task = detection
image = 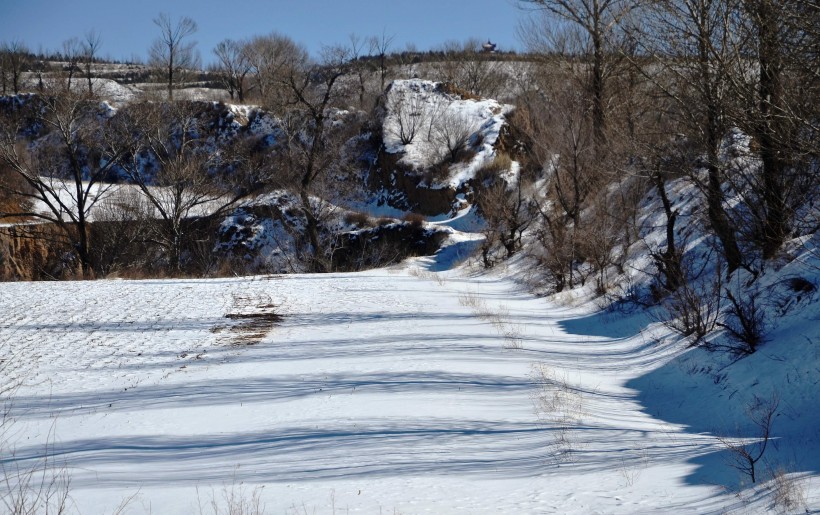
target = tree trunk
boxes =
[654,168,683,292]
[168,53,174,101]
[300,188,325,273]
[591,1,607,146]
[754,0,789,259]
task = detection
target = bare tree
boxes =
[243,32,308,110]
[475,165,534,266]
[148,13,199,101]
[347,34,372,109]
[0,40,29,95]
[369,31,395,95]
[277,45,355,272]
[81,30,102,97]
[60,37,82,92]
[386,87,427,145]
[513,73,617,291]
[718,393,779,483]
[433,107,475,163]
[113,101,270,273]
[729,0,818,260]
[0,93,125,276]
[632,0,744,273]
[518,0,637,144]
[213,39,252,103]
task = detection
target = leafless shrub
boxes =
[717,393,779,484]
[387,90,427,145]
[343,211,373,228]
[659,269,723,347]
[408,267,445,286]
[475,173,533,268]
[401,212,425,228]
[717,287,768,355]
[459,291,524,350]
[1,422,71,515]
[579,201,621,294]
[475,153,513,182]
[529,212,580,292]
[433,109,475,164]
[198,476,266,515]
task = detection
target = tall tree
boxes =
[368,31,395,95]
[113,101,272,272]
[1,40,29,94]
[518,0,636,144]
[279,46,353,271]
[634,0,744,272]
[213,39,251,103]
[243,32,308,110]
[81,30,102,97]
[148,13,199,101]
[735,0,818,259]
[0,93,125,276]
[61,37,82,92]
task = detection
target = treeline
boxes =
[504,0,819,279]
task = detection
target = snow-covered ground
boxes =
[2,226,817,514]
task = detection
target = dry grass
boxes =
[409,267,446,286]
[458,291,524,350]
[768,467,808,514]
[197,475,266,515]
[475,153,513,182]
[531,364,587,463]
[401,212,426,228]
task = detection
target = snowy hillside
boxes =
[382,79,511,190]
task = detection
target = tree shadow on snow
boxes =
[558,309,656,339]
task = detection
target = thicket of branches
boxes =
[489,0,818,355]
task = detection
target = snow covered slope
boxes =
[382,79,511,190]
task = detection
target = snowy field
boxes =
[1,236,818,514]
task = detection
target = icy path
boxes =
[1,259,746,513]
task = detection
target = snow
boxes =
[2,223,818,514]
[382,79,511,190]
[18,76,139,105]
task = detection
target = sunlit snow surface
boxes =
[3,231,818,514]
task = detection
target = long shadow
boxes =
[420,239,483,272]
[105,332,510,373]
[283,310,480,328]
[626,334,820,489]
[4,420,557,486]
[12,317,225,333]
[3,418,732,488]
[558,309,656,339]
[552,301,820,490]
[9,370,536,418]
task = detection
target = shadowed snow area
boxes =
[1,241,817,514]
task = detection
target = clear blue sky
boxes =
[0,0,529,63]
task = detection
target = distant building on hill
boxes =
[482,40,497,53]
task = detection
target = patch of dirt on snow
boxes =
[214,292,283,345]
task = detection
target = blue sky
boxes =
[0,0,528,63]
